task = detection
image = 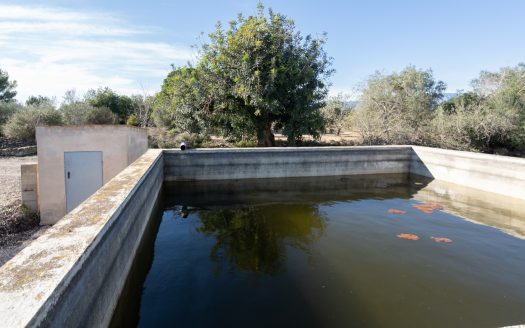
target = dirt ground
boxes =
[0,156,47,267]
[0,156,36,208]
[274,132,360,144]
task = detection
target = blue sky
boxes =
[1,0,524,102]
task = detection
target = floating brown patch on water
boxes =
[412,203,444,214]
[431,237,453,244]
[397,233,419,240]
[388,209,407,214]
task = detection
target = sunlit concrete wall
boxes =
[36,125,148,225]
[411,146,525,201]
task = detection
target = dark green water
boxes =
[113,174,525,328]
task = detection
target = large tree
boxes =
[0,69,17,102]
[155,4,333,146]
[154,67,211,134]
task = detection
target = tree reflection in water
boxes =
[195,204,326,276]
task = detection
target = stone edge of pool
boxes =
[1,145,525,327]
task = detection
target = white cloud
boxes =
[0,5,195,102]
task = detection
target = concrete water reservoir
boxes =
[1,146,525,327]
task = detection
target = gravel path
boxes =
[0,156,47,267]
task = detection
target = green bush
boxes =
[126,114,140,126]
[426,102,517,152]
[3,106,63,140]
[0,101,21,129]
[60,102,96,125]
[352,66,446,145]
[84,107,117,124]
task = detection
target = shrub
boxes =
[126,114,140,126]
[60,102,96,125]
[426,103,517,151]
[353,66,446,145]
[320,94,355,135]
[0,101,21,128]
[84,107,117,124]
[3,106,63,140]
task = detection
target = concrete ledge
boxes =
[0,149,163,327]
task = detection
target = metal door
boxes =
[64,151,103,213]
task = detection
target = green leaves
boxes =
[354,66,446,145]
[0,69,17,103]
[154,4,332,146]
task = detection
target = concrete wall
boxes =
[36,125,148,224]
[164,146,413,181]
[20,163,38,212]
[411,146,525,201]
[128,129,149,164]
[1,146,525,327]
[0,149,163,328]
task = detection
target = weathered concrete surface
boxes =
[20,163,38,212]
[0,149,162,328]
[411,146,525,201]
[36,125,148,224]
[164,146,413,181]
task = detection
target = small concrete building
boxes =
[34,125,148,224]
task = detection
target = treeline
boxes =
[325,64,525,155]
[1,4,524,155]
[0,70,153,141]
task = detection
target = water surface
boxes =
[114,174,525,327]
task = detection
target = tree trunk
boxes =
[257,121,275,147]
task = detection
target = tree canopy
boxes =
[86,87,134,123]
[154,4,333,146]
[353,66,446,144]
[0,69,17,102]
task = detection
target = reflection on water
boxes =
[411,176,525,239]
[113,174,525,328]
[196,205,325,276]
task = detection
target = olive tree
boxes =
[353,66,446,144]
[471,63,525,150]
[320,94,355,135]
